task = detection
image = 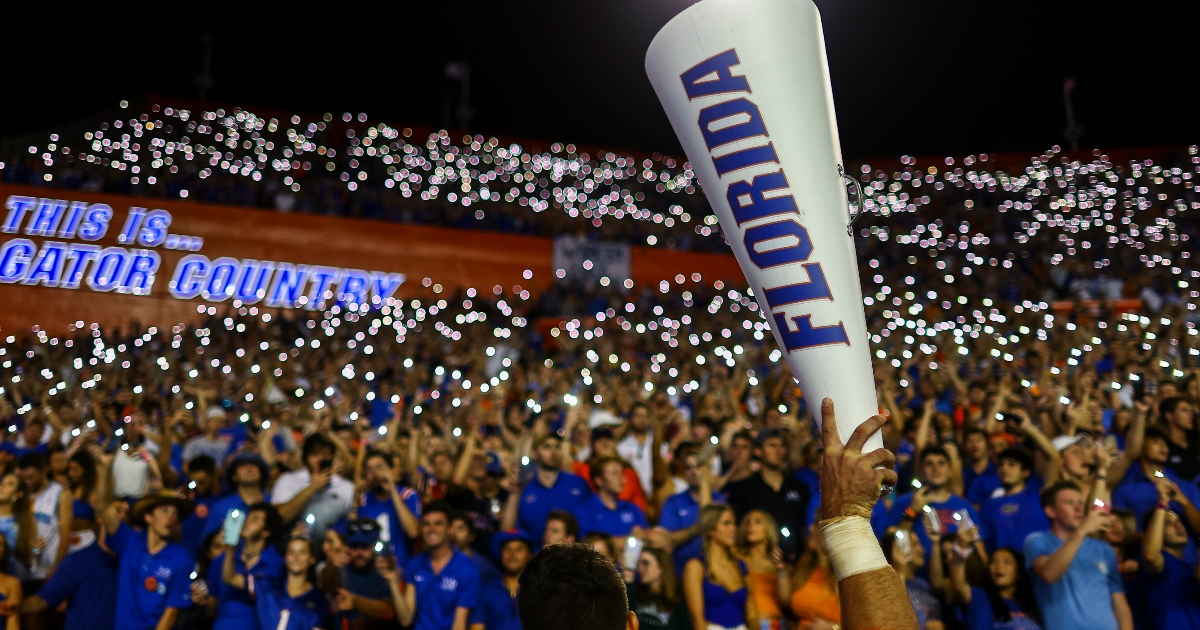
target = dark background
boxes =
[4,1,1196,159]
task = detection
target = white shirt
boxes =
[271,468,353,539]
[616,433,655,495]
[31,481,64,579]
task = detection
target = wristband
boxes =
[903,507,917,520]
[820,516,890,581]
[1156,503,1170,511]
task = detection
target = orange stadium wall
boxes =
[0,184,741,335]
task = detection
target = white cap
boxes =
[1052,434,1089,452]
[587,408,625,430]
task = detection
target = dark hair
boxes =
[1159,396,1189,419]
[68,449,98,497]
[731,430,754,446]
[997,447,1034,473]
[636,546,681,612]
[546,509,580,539]
[1040,480,1082,509]
[918,445,949,466]
[187,454,218,476]
[16,452,48,471]
[963,427,988,443]
[423,500,455,523]
[364,450,393,468]
[984,548,1041,625]
[628,402,650,418]
[246,502,285,547]
[1143,426,1170,445]
[302,433,336,464]
[519,543,629,630]
[286,536,320,585]
[450,510,475,536]
[589,456,624,486]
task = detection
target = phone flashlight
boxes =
[912,479,923,489]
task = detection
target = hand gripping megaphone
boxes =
[646,0,882,453]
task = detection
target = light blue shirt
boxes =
[1024,530,1122,630]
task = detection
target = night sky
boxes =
[4,1,1197,160]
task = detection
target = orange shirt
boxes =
[748,571,783,619]
[790,566,840,624]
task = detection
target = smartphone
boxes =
[318,459,333,472]
[222,509,246,546]
[895,530,912,557]
[1093,498,1112,514]
[923,505,941,535]
[954,510,980,539]
[698,437,720,464]
[622,536,644,570]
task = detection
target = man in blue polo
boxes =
[207,503,286,630]
[501,433,590,543]
[980,447,1048,552]
[394,501,480,630]
[93,449,196,630]
[201,452,271,541]
[469,530,531,630]
[659,445,722,574]
[576,456,649,539]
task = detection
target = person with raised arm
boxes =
[1139,478,1200,630]
[817,398,917,630]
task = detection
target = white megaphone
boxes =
[646,0,882,452]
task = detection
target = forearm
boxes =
[1035,532,1086,583]
[840,567,919,630]
[500,490,520,531]
[1142,510,1165,573]
[391,491,421,539]
[222,550,246,589]
[1113,593,1133,630]
[275,487,317,522]
[353,594,396,620]
[155,608,179,630]
[18,595,48,614]
[390,581,415,626]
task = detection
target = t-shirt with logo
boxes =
[1024,530,1122,630]
[980,477,1046,553]
[357,485,422,568]
[403,549,481,630]
[108,522,195,630]
[468,580,522,630]
[516,470,591,546]
[575,494,649,538]
[726,472,811,560]
[181,492,222,560]
[1141,550,1200,630]
[659,490,725,576]
[887,492,984,581]
[965,586,1042,630]
[207,541,285,630]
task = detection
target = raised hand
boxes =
[819,398,897,520]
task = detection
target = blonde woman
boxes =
[787,522,841,630]
[683,504,758,630]
[736,510,785,630]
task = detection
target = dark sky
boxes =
[5,1,1197,160]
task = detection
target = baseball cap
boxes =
[484,451,505,476]
[587,408,624,430]
[345,518,381,548]
[997,447,1034,471]
[491,529,534,558]
[1052,433,1091,452]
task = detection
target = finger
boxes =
[846,414,888,453]
[862,447,897,470]
[878,468,899,489]
[820,398,843,451]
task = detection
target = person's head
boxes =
[590,456,625,497]
[431,450,455,481]
[1141,427,1170,466]
[67,449,97,494]
[0,473,26,506]
[301,433,336,473]
[984,548,1040,624]
[1142,508,1190,548]
[421,501,454,551]
[185,455,220,494]
[918,446,950,488]
[364,451,394,490]
[698,504,736,553]
[581,533,616,563]
[755,429,786,471]
[344,518,382,570]
[227,452,269,491]
[241,503,283,546]
[1104,512,1128,546]
[1056,434,1094,479]
[23,418,45,448]
[518,543,636,630]
[139,498,183,539]
[963,428,988,461]
[628,402,651,434]
[729,431,754,464]
[494,531,534,577]
[15,452,49,491]
[205,405,227,433]
[736,510,779,555]
[997,448,1034,490]
[989,547,1022,589]
[284,536,318,581]
[534,434,563,470]
[636,547,680,606]
[967,381,987,405]
[1041,480,1088,532]
[449,511,476,551]
[544,509,579,546]
[881,528,924,570]
[590,427,617,458]
[322,528,346,565]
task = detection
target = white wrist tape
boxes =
[820,516,889,581]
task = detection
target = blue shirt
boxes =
[1024,530,1122,630]
[575,494,649,538]
[660,490,724,575]
[357,485,422,567]
[404,549,481,630]
[181,492,222,560]
[965,586,1042,630]
[1112,465,1200,532]
[968,473,1003,507]
[980,479,1047,553]
[1141,551,1200,630]
[888,492,984,579]
[208,542,285,630]
[468,580,522,630]
[36,542,119,630]
[282,585,331,630]
[108,522,195,630]
[517,470,590,543]
[963,461,997,505]
[201,491,271,542]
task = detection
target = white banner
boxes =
[646,0,881,451]
[552,236,631,283]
